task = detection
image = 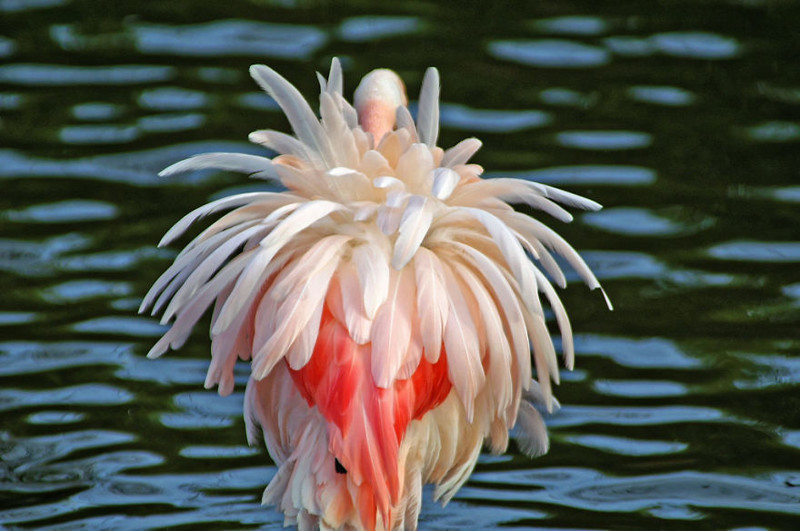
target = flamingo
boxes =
[140,58,609,531]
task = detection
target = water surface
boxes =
[1,0,799,529]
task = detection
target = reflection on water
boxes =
[1,0,798,529]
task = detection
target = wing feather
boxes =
[158,192,286,247]
[416,67,440,148]
[352,243,391,319]
[249,64,335,167]
[439,260,484,422]
[413,247,449,363]
[160,153,279,181]
[252,251,341,378]
[453,261,513,416]
[213,200,343,334]
[370,267,414,388]
[442,138,481,167]
[392,195,434,269]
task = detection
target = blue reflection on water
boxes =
[489,39,611,68]
[338,16,420,42]
[439,103,552,132]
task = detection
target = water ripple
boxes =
[0,64,174,86]
[137,113,206,134]
[498,165,657,186]
[563,471,800,514]
[26,411,86,425]
[5,200,118,224]
[57,246,167,273]
[179,445,260,459]
[0,0,66,12]
[0,92,23,110]
[708,241,800,262]
[565,434,688,456]
[582,207,687,236]
[137,87,210,111]
[0,312,37,325]
[1,430,136,475]
[556,130,653,150]
[0,384,134,412]
[603,35,656,57]
[584,250,736,287]
[651,31,741,60]
[575,335,702,369]
[627,85,697,106]
[338,16,421,42]
[135,21,326,59]
[489,39,611,68]
[539,87,598,107]
[548,405,727,428]
[71,316,169,338]
[742,121,800,143]
[114,356,208,387]
[593,379,689,398]
[0,141,260,185]
[72,102,124,121]
[60,124,140,145]
[0,36,16,58]
[160,391,244,430]
[0,233,91,277]
[41,279,132,303]
[51,20,327,59]
[439,103,552,132]
[0,341,133,376]
[733,353,800,390]
[531,15,609,36]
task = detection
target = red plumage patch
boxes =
[288,307,451,528]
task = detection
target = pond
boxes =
[1,0,799,529]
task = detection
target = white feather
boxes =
[213,200,343,334]
[370,267,414,388]
[320,92,359,169]
[161,222,270,323]
[159,152,279,181]
[270,235,352,301]
[326,56,343,95]
[514,401,549,457]
[453,262,513,416]
[416,67,440,148]
[250,64,336,167]
[524,309,558,411]
[441,137,481,167]
[141,222,249,314]
[439,261,484,422]
[253,253,341,378]
[395,142,434,193]
[452,242,531,393]
[146,251,252,359]
[431,167,460,200]
[413,247,449,363]
[376,204,404,235]
[393,195,434,269]
[532,267,574,369]
[158,192,286,247]
[249,129,316,161]
[460,207,540,315]
[395,105,418,140]
[352,243,390,319]
[502,210,602,291]
[337,262,372,344]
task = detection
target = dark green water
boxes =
[1,0,799,529]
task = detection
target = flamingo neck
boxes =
[354,68,407,144]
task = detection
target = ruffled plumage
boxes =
[141,57,608,531]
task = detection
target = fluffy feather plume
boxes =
[141,57,608,531]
